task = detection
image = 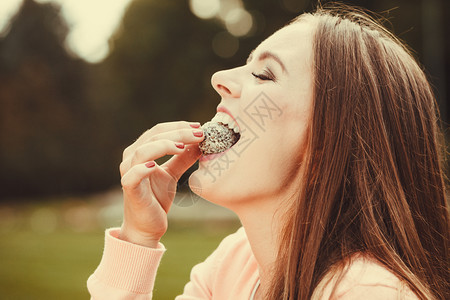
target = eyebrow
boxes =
[246,50,288,74]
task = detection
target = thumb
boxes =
[163,144,201,180]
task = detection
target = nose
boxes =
[211,68,241,99]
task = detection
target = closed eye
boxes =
[252,71,275,82]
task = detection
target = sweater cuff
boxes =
[92,228,166,294]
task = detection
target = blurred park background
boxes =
[0,0,448,299]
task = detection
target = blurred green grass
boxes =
[0,229,104,299]
[0,199,241,299]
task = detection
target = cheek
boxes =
[262,124,308,197]
[268,102,311,169]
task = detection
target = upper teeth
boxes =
[211,112,240,133]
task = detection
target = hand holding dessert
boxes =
[118,121,204,248]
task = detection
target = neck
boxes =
[227,168,304,297]
[233,200,286,298]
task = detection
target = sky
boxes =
[0,0,133,63]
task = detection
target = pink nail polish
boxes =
[175,142,185,149]
[190,122,201,128]
[193,130,203,137]
[145,161,155,168]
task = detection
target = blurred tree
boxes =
[0,0,106,199]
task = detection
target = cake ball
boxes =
[198,121,240,155]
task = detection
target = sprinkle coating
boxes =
[199,122,240,155]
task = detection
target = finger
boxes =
[146,121,201,137]
[163,144,202,180]
[121,161,157,192]
[121,128,204,175]
[123,121,201,160]
[120,139,186,176]
[147,127,204,145]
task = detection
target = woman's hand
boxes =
[118,121,204,248]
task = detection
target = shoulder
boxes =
[314,254,419,300]
[182,226,257,297]
[207,226,258,280]
[217,226,248,248]
[212,226,252,262]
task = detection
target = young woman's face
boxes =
[190,20,315,209]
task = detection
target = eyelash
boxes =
[251,69,275,82]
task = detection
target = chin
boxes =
[188,169,234,206]
[188,171,204,198]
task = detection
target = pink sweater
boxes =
[87,227,418,299]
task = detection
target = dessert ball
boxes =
[198,122,240,155]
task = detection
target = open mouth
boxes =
[198,121,241,157]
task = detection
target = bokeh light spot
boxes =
[225,8,253,37]
[98,200,123,228]
[64,204,97,232]
[189,0,220,20]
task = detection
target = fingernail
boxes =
[190,122,201,128]
[193,130,203,137]
[175,142,185,149]
[145,161,156,168]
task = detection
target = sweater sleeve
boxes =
[87,228,166,300]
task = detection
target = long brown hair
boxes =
[267,4,449,300]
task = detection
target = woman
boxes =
[88,4,449,300]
